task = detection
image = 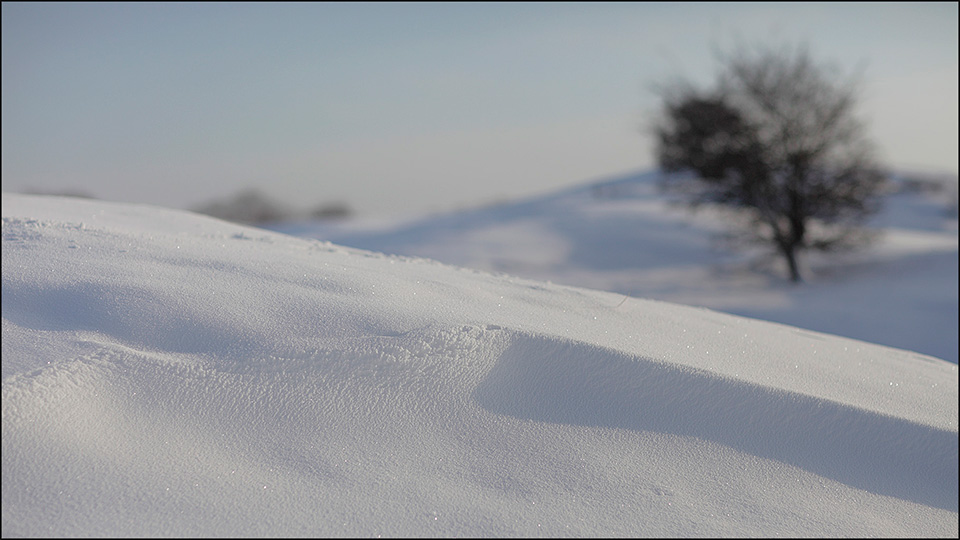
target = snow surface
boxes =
[2,192,958,537]
[274,170,959,365]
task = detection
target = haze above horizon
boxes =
[2,2,957,217]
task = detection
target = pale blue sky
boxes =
[3,2,957,217]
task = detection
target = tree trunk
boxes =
[782,244,802,283]
[784,197,805,283]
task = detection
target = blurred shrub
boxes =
[193,189,291,225]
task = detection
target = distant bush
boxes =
[310,202,352,221]
[22,188,96,199]
[193,189,354,225]
[193,189,291,225]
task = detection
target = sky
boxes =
[2,2,958,217]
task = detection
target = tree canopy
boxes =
[654,43,886,282]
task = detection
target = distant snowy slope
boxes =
[2,193,957,537]
[273,170,959,363]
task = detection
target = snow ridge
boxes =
[2,193,957,537]
[477,334,958,511]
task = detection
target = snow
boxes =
[2,188,957,537]
[273,170,959,364]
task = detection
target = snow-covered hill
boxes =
[272,170,959,364]
[2,193,957,537]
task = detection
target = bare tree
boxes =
[654,43,887,282]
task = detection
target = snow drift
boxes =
[274,170,959,364]
[2,193,957,537]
